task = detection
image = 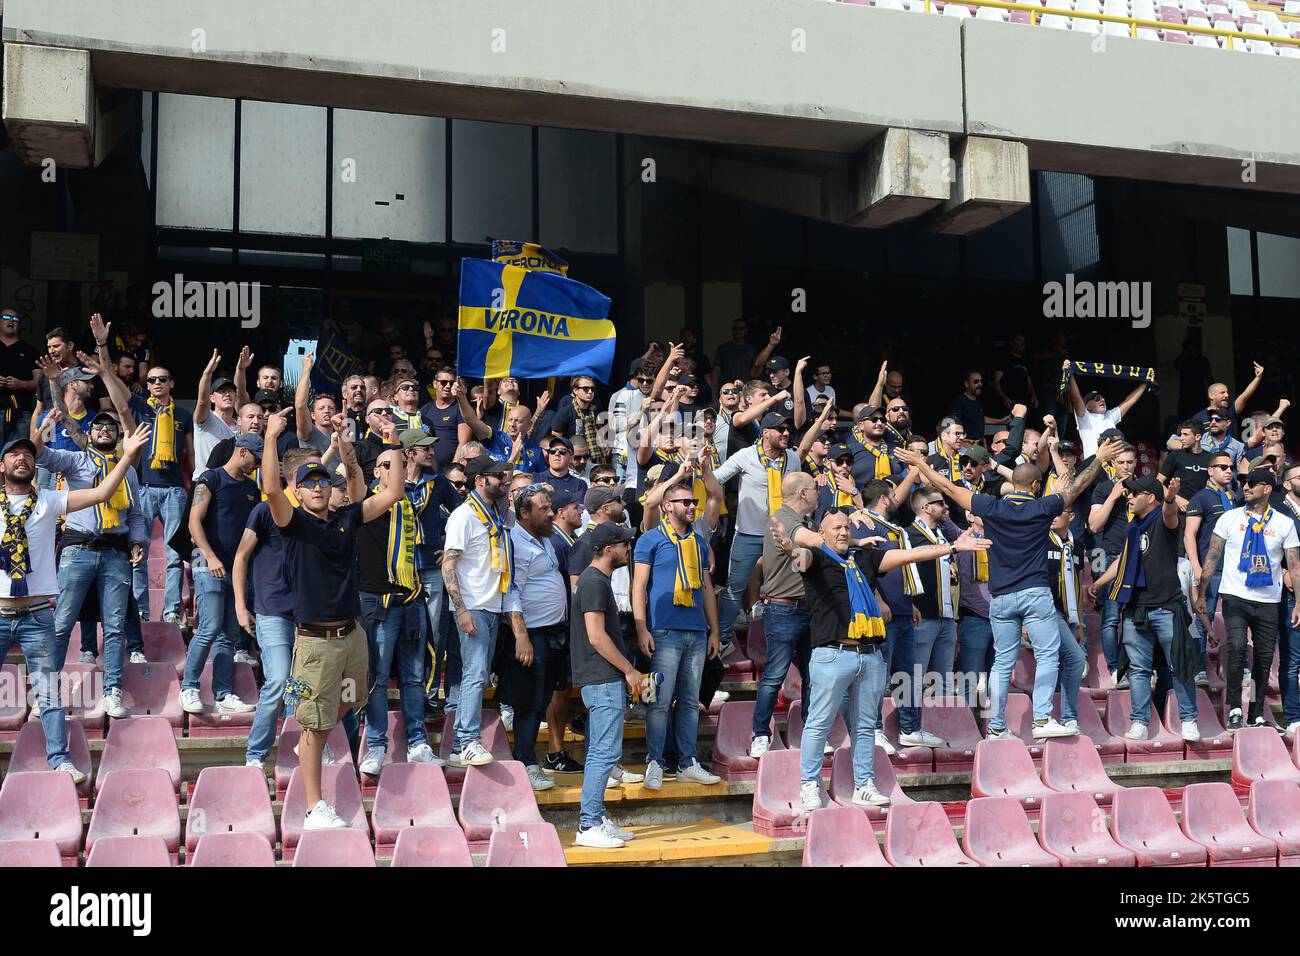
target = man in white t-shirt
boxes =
[0,428,150,782]
[1065,360,1149,458]
[192,349,238,479]
[1195,468,1300,731]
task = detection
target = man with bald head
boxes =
[1182,363,1266,446]
[456,379,546,474]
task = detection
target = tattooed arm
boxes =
[1288,546,1300,628]
[332,413,367,506]
[1060,438,1118,509]
[1194,536,1226,615]
[442,549,476,636]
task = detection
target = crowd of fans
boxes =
[1,302,1297,850]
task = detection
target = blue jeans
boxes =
[1100,553,1121,671]
[716,532,763,645]
[646,629,707,768]
[0,608,67,767]
[419,568,447,703]
[1189,570,1222,661]
[184,568,238,699]
[753,602,811,737]
[245,614,294,763]
[87,590,144,655]
[881,615,915,725]
[958,614,993,707]
[800,644,888,787]
[452,608,498,750]
[1055,615,1085,722]
[360,593,427,751]
[903,617,957,733]
[53,546,132,693]
[1122,608,1197,724]
[579,680,626,830]
[1279,593,1300,726]
[133,485,186,619]
[989,587,1061,728]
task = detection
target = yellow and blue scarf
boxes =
[659,518,704,607]
[819,545,885,640]
[757,447,786,515]
[1240,506,1276,589]
[866,509,922,596]
[1107,507,1162,606]
[146,397,177,469]
[468,489,512,593]
[0,488,38,596]
[87,448,133,531]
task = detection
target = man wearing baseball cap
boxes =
[193,349,240,481]
[1065,365,1149,458]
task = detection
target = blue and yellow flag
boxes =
[457,257,615,383]
[491,240,569,276]
[310,321,361,396]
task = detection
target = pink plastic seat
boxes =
[1009,9,1032,22]
[779,663,803,709]
[0,662,27,738]
[1038,792,1136,866]
[58,663,105,738]
[924,699,984,772]
[86,835,172,867]
[829,745,914,822]
[712,700,785,782]
[1247,781,1300,866]
[753,748,818,838]
[1181,782,1277,866]
[718,640,754,680]
[96,716,181,794]
[280,764,369,857]
[138,622,187,675]
[184,765,276,853]
[784,701,850,754]
[0,771,83,858]
[1105,690,1184,762]
[1168,689,1231,761]
[485,821,567,867]
[1232,726,1300,786]
[372,762,457,853]
[359,711,408,789]
[1060,690,1126,764]
[457,761,544,849]
[0,838,63,866]
[438,710,512,790]
[189,831,277,867]
[880,697,934,773]
[273,716,353,798]
[884,801,979,867]
[1109,786,1207,867]
[11,718,92,801]
[118,663,184,732]
[1082,644,1116,701]
[744,618,767,675]
[971,738,1053,811]
[962,797,1060,867]
[802,806,890,867]
[86,768,180,857]
[293,827,376,867]
[1041,736,1120,805]
[1003,692,1047,763]
[1011,648,1036,695]
[390,826,474,867]
[187,661,259,736]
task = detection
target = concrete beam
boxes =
[930,136,1030,235]
[2,43,94,168]
[824,128,951,228]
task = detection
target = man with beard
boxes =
[456,380,547,475]
[883,397,914,451]
[844,406,900,489]
[1200,410,1246,471]
[1184,452,1237,684]
[1184,364,1266,443]
[341,374,369,439]
[355,399,403,484]
[419,366,471,470]
[550,374,608,466]
[949,369,1008,446]
[868,360,908,409]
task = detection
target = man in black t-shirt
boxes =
[0,307,40,450]
[1159,420,1211,500]
[1183,452,1237,673]
[1088,443,1137,684]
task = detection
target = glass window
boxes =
[538,127,617,253]
[239,101,327,237]
[141,92,153,189]
[332,110,446,243]
[1037,172,1099,279]
[1256,232,1300,299]
[451,120,532,244]
[1226,227,1254,296]
[155,93,236,231]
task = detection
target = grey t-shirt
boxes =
[570,566,627,689]
[760,504,811,601]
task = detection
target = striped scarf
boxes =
[818,545,885,640]
[391,408,423,434]
[370,478,425,598]
[1207,480,1234,514]
[911,518,957,617]
[866,509,922,596]
[938,449,962,483]
[1240,505,1276,589]
[1050,531,1080,624]
[804,455,829,481]
[553,524,576,547]
[659,518,704,607]
[87,448,132,531]
[146,397,177,469]
[0,488,38,596]
[830,474,854,509]
[757,447,786,515]
[853,427,892,480]
[1107,507,1162,606]
[467,490,511,593]
[575,402,606,464]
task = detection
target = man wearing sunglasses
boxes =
[355,398,403,484]
[1199,410,1245,470]
[419,366,471,470]
[541,437,587,503]
[0,308,40,451]
[608,365,655,478]
[844,406,900,490]
[341,374,369,438]
[1184,452,1238,686]
[549,375,607,467]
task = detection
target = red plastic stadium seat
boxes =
[1109,786,1207,867]
[879,697,934,773]
[457,760,544,849]
[924,699,984,772]
[188,831,276,867]
[828,746,914,822]
[438,710,512,791]
[802,806,890,867]
[744,618,767,676]
[58,663,105,738]
[705,700,784,782]
[1082,644,1116,701]
[0,662,27,738]
[0,838,63,867]
[96,716,181,794]
[1104,690,1184,762]
[962,796,1059,867]
[753,748,819,838]
[184,765,276,853]
[187,662,259,736]
[117,663,184,732]
[372,762,457,855]
[1011,648,1036,696]
[138,622,187,675]
[884,801,979,867]
[485,821,567,867]
[280,764,370,858]
[1038,792,1136,867]
[11,719,92,802]
[1180,782,1277,866]
[86,835,172,867]
[718,640,754,680]
[1003,692,1048,763]
[1231,726,1300,786]
[785,700,850,754]
[359,711,408,791]
[971,738,1053,811]
[86,768,180,857]
[390,826,474,868]
[273,716,353,799]
[0,771,83,858]
[1247,781,1300,866]
[1041,736,1121,805]
[1167,689,1231,761]
[1061,690,1126,764]
[293,828,376,867]
[779,663,803,709]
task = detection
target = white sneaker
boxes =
[293,742,339,765]
[232,650,256,666]
[851,782,891,807]
[217,693,256,714]
[245,758,265,771]
[102,687,126,719]
[526,764,556,791]
[1194,671,1209,687]
[1113,670,1130,690]
[1181,720,1202,743]
[1288,722,1300,737]
[576,822,624,848]
[303,800,348,831]
[643,760,664,790]
[448,740,493,768]
[609,764,644,785]
[539,721,549,732]
[677,761,721,785]
[1125,721,1148,741]
[406,743,444,766]
[823,742,835,756]
[874,730,897,755]
[498,705,514,732]
[800,780,821,810]
[749,735,771,759]
[1062,719,1080,734]
[710,690,730,708]
[129,651,148,664]
[359,746,386,775]
[985,726,1014,740]
[55,761,86,785]
[162,612,182,625]
[179,687,203,714]
[899,729,946,748]
[1031,718,1078,739]
[603,817,635,842]
[78,651,97,664]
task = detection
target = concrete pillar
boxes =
[823,128,951,229]
[930,136,1031,236]
[2,44,95,168]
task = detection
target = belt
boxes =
[296,620,356,639]
[0,601,50,618]
[832,640,879,654]
[765,597,807,608]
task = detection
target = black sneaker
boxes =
[568,713,587,736]
[1226,709,1244,731]
[543,749,585,773]
[424,698,444,722]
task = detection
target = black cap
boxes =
[1083,390,1104,404]
[855,405,884,422]
[766,356,790,372]
[677,374,698,388]
[1123,475,1163,497]
[211,376,236,392]
[295,462,331,484]
[545,436,573,452]
[464,456,509,478]
[829,443,853,461]
[1244,468,1279,488]
[550,488,581,510]
[87,410,120,428]
[1,438,35,457]
[585,485,623,513]
[1057,440,1078,456]
[1099,427,1125,444]
[587,523,634,549]
[760,411,792,431]
[253,388,280,407]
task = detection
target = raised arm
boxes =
[640,462,690,532]
[193,349,221,425]
[1161,477,1181,530]
[1065,361,1086,418]
[699,454,724,533]
[36,357,86,452]
[1060,439,1117,509]
[895,447,973,513]
[993,404,1028,468]
[650,342,684,401]
[261,410,293,527]
[868,360,888,409]
[750,326,782,378]
[453,378,492,441]
[234,346,254,409]
[65,423,151,513]
[878,527,989,572]
[791,356,809,429]
[361,449,406,523]
[294,354,314,441]
[330,412,366,505]
[733,389,788,429]
[1234,361,1264,416]
[1115,381,1149,419]
[795,399,834,460]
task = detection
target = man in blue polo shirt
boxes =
[454,378,546,474]
[538,436,588,502]
[898,438,1117,739]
